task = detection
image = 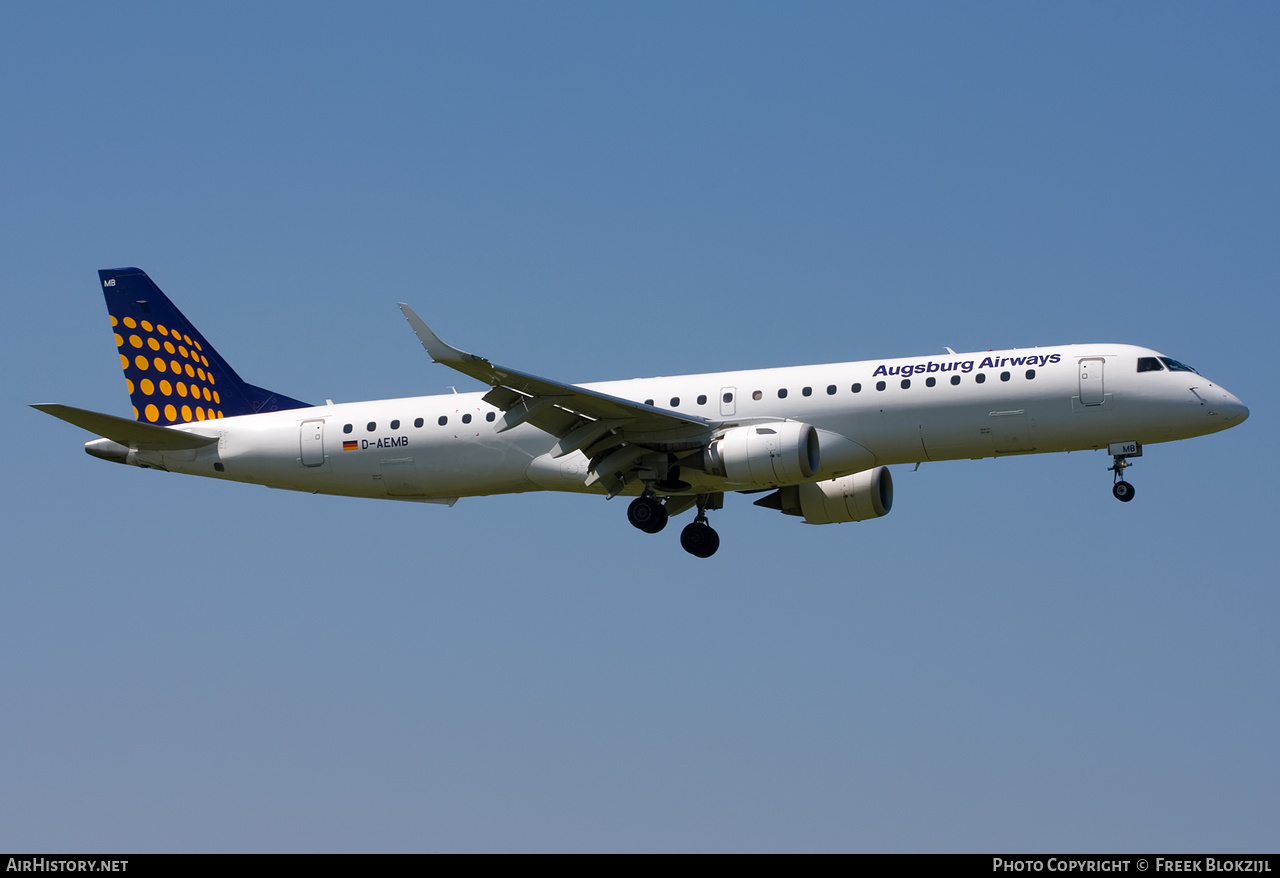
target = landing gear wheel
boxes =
[680,521,720,558]
[1108,449,1139,503]
[627,496,668,533]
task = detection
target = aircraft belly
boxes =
[525,449,595,492]
[917,404,993,461]
[410,438,533,496]
[839,407,928,465]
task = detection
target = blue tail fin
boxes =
[101,268,311,425]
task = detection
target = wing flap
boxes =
[481,385,526,410]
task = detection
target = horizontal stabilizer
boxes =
[32,404,218,450]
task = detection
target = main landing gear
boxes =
[626,492,721,557]
[680,511,720,559]
[627,495,668,533]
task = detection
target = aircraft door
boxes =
[300,419,325,467]
[1078,358,1105,406]
[720,387,736,417]
[380,458,422,496]
[989,410,1034,453]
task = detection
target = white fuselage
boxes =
[127,343,1248,503]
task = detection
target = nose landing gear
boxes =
[1112,477,1135,502]
[1108,441,1141,502]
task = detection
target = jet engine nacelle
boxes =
[702,421,820,487]
[759,466,894,524]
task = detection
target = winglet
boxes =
[397,304,487,366]
[394,304,711,431]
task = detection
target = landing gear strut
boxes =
[627,495,668,533]
[680,498,720,558]
[1108,442,1141,503]
[625,489,720,556]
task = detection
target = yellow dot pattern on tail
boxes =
[111,316,224,424]
[100,267,311,424]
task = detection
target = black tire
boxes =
[627,496,668,533]
[680,522,720,558]
[1112,481,1135,502]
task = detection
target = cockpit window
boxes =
[1159,357,1197,373]
[1137,357,1164,372]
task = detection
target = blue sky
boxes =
[3,2,1277,852]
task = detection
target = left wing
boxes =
[399,304,718,494]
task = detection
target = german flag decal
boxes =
[343,440,358,451]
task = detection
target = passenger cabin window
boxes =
[900,379,910,389]
[826,385,837,395]
[367,422,376,431]
[926,376,936,387]
[391,419,400,429]
[670,397,680,407]
[723,392,733,404]
[1160,357,1197,373]
[802,386,812,397]
[414,418,424,428]
[462,413,472,424]
[486,412,496,422]
[876,381,886,391]
[644,399,654,406]
[343,423,353,434]
[697,394,707,405]
[975,373,986,384]
[777,388,788,399]
[1000,371,1011,382]
[752,390,762,400]
[438,416,448,426]
[852,383,862,393]
[1026,369,1036,380]
[951,375,961,385]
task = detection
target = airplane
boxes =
[35,268,1250,558]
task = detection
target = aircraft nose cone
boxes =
[1219,391,1249,424]
[1223,396,1244,424]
